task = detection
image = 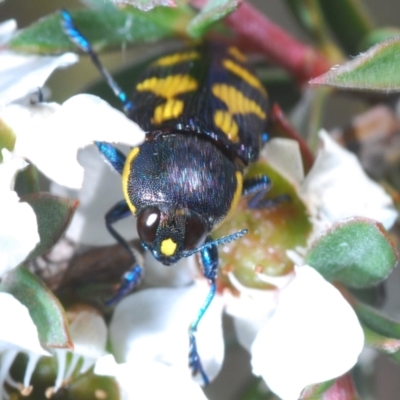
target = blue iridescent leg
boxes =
[105,200,142,305]
[96,142,140,303]
[261,131,270,145]
[243,176,289,209]
[60,9,133,113]
[189,238,218,385]
[95,141,126,174]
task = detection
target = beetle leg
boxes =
[95,141,126,175]
[60,9,133,113]
[105,200,142,305]
[261,131,270,145]
[243,175,289,209]
[188,238,218,385]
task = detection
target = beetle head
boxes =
[136,205,208,265]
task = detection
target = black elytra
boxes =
[61,9,272,385]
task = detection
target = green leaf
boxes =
[9,6,194,54]
[354,299,400,340]
[318,0,374,55]
[20,193,78,261]
[0,266,72,349]
[300,379,335,399]
[187,0,239,38]
[310,36,400,92]
[305,217,398,287]
[15,164,40,196]
[362,324,400,354]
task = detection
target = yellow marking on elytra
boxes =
[212,84,267,120]
[160,238,177,256]
[137,74,197,124]
[228,46,247,63]
[213,110,239,142]
[122,147,140,215]
[137,74,197,99]
[154,51,200,67]
[226,171,243,221]
[153,99,184,124]
[223,59,267,95]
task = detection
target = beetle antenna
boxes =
[60,9,133,113]
[183,229,248,258]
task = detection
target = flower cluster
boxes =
[0,10,399,400]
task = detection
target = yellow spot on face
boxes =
[154,51,200,67]
[153,99,184,124]
[160,238,177,256]
[228,46,247,63]
[223,59,267,95]
[137,75,197,124]
[213,110,239,142]
[226,171,243,221]
[212,84,267,120]
[122,147,140,215]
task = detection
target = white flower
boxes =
[0,150,46,399]
[95,355,209,400]
[0,293,49,399]
[0,149,39,275]
[0,19,145,190]
[262,130,398,235]
[227,134,382,399]
[1,94,145,189]
[0,19,78,108]
[263,130,398,237]
[301,130,397,231]
[51,308,107,394]
[109,280,225,385]
[249,266,364,400]
[51,144,136,246]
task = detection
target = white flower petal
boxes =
[261,138,304,186]
[69,310,107,359]
[0,293,48,355]
[7,94,144,188]
[251,266,364,400]
[51,145,137,245]
[109,281,224,384]
[142,251,198,288]
[0,148,27,191]
[301,130,397,231]
[95,355,209,400]
[0,151,39,275]
[225,273,283,352]
[0,20,17,46]
[0,51,78,107]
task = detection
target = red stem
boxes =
[323,373,360,400]
[190,0,331,83]
[270,104,315,174]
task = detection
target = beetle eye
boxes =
[184,212,207,250]
[137,206,160,245]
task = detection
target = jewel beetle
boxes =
[61,9,273,384]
